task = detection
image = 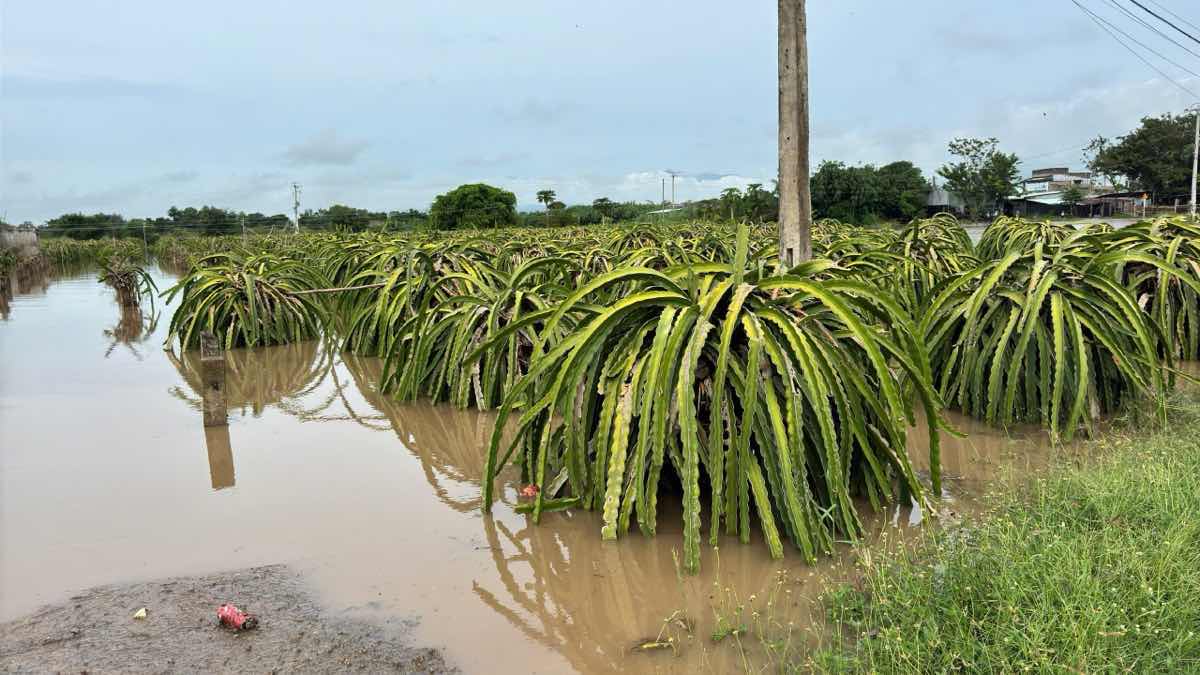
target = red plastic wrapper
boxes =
[217,603,259,631]
[519,484,540,498]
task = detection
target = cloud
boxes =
[494,98,575,127]
[281,129,370,166]
[457,152,530,169]
[1,75,178,100]
[159,170,198,183]
[7,170,34,185]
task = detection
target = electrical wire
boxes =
[1070,0,1200,98]
[1077,0,1200,79]
[1127,0,1200,47]
[1104,0,1200,60]
[1144,0,1200,34]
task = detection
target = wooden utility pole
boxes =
[778,0,813,265]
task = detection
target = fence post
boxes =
[200,331,227,427]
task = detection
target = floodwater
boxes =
[1,265,1077,673]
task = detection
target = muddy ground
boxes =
[0,565,454,673]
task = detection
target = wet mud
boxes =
[0,565,452,673]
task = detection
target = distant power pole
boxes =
[661,178,666,205]
[778,0,813,265]
[291,182,302,233]
[1190,105,1199,219]
[670,172,677,205]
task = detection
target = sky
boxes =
[2,0,1199,223]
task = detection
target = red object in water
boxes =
[217,603,259,631]
[519,484,540,498]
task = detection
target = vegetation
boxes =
[163,252,325,349]
[430,183,518,229]
[925,217,1197,439]
[813,394,1200,673]
[810,160,930,223]
[98,256,157,310]
[127,213,1200,569]
[1089,111,1199,196]
[938,137,1021,219]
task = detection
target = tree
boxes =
[299,204,385,231]
[719,187,742,219]
[430,183,517,230]
[1060,185,1085,213]
[810,162,880,223]
[938,137,1020,219]
[536,189,557,226]
[42,213,128,240]
[167,205,241,235]
[876,161,931,221]
[810,161,929,223]
[778,0,813,264]
[1089,112,1195,196]
[743,183,780,222]
[591,197,615,221]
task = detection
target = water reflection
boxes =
[167,341,332,418]
[204,425,235,489]
[102,306,159,359]
[342,354,499,512]
[0,261,53,319]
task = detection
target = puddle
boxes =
[0,264,1098,673]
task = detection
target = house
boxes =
[926,187,966,216]
[1019,167,1107,195]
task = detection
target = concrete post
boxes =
[778,0,813,266]
[199,331,227,428]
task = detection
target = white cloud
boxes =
[281,129,370,167]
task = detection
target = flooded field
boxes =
[1,265,1081,673]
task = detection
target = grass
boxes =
[806,394,1200,673]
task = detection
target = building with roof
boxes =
[1019,167,1105,195]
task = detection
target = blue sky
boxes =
[2,0,1198,222]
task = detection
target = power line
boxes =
[1145,0,1200,34]
[1102,0,1200,60]
[1078,0,1200,79]
[1070,0,1200,98]
[1126,0,1200,47]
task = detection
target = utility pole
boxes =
[778,0,813,265]
[291,182,302,234]
[1190,104,1199,220]
[241,213,247,242]
[670,172,677,205]
[661,178,666,205]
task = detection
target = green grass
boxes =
[807,395,1200,673]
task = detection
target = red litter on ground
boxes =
[519,484,539,498]
[217,603,259,631]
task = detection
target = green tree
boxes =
[938,137,1020,219]
[1060,185,1085,213]
[430,183,517,230]
[536,190,557,226]
[810,161,882,223]
[1090,112,1195,196]
[876,161,931,221]
[42,213,128,240]
[167,206,242,235]
[591,197,615,221]
[719,187,743,219]
[742,183,779,222]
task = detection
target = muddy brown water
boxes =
[1,265,1089,673]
